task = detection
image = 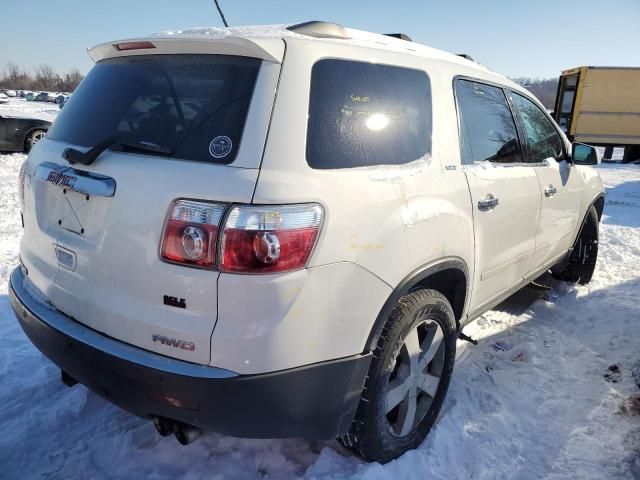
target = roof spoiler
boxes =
[88,36,285,64]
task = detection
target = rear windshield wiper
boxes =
[62,138,173,165]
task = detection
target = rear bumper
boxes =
[9,267,370,439]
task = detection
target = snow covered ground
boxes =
[0,97,59,122]
[0,153,638,479]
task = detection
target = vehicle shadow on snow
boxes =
[0,275,639,479]
[602,180,640,228]
[438,274,640,479]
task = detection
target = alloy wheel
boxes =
[384,319,445,437]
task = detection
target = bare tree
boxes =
[33,64,60,91]
[0,62,31,89]
[511,77,559,109]
[0,62,84,92]
[62,68,83,91]
[6,62,20,82]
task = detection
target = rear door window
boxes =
[511,92,564,163]
[47,54,261,164]
[455,79,522,164]
[306,59,432,169]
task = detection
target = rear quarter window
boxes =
[306,59,432,169]
[47,54,261,164]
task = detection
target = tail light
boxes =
[160,200,226,269]
[160,201,324,273]
[220,204,323,273]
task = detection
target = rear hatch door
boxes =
[21,43,282,364]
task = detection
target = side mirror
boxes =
[572,142,600,166]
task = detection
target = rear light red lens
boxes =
[161,200,226,269]
[114,41,156,51]
[220,204,324,273]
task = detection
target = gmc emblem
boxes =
[46,171,77,188]
[152,334,195,351]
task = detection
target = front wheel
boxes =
[25,129,46,152]
[340,289,457,463]
[552,206,599,285]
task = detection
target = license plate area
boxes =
[34,162,114,242]
[47,185,111,244]
[45,187,111,243]
[52,188,91,235]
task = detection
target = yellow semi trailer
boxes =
[553,66,640,162]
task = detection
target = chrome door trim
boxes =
[34,161,116,197]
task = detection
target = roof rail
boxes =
[287,21,351,39]
[457,53,475,62]
[384,33,413,42]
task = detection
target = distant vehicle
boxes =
[25,91,36,101]
[0,114,50,152]
[554,66,640,163]
[5,90,17,97]
[46,92,58,102]
[0,93,9,104]
[55,94,69,106]
[35,92,48,102]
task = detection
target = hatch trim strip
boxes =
[34,161,116,197]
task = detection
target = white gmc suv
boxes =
[9,21,604,462]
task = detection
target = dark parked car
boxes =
[35,92,49,102]
[0,115,50,152]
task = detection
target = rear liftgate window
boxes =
[306,59,432,169]
[47,54,261,164]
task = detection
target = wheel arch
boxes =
[552,193,603,283]
[22,126,48,151]
[575,193,605,245]
[592,194,605,221]
[364,257,469,352]
[555,193,604,273]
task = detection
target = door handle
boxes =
[544,185,557,197]
[478,194,499,211]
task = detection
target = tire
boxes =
[24,129,46,153]
[340,289,457,463]
[552,206,599,284]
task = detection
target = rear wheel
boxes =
[340,289,457,463]
[25,129,46,152]
[552,206,599,284]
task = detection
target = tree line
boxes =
[0,62,84,93]
[511,77,559,109]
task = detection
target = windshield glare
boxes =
[47,54,261,164]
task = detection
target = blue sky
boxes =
[1,0,639,78]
